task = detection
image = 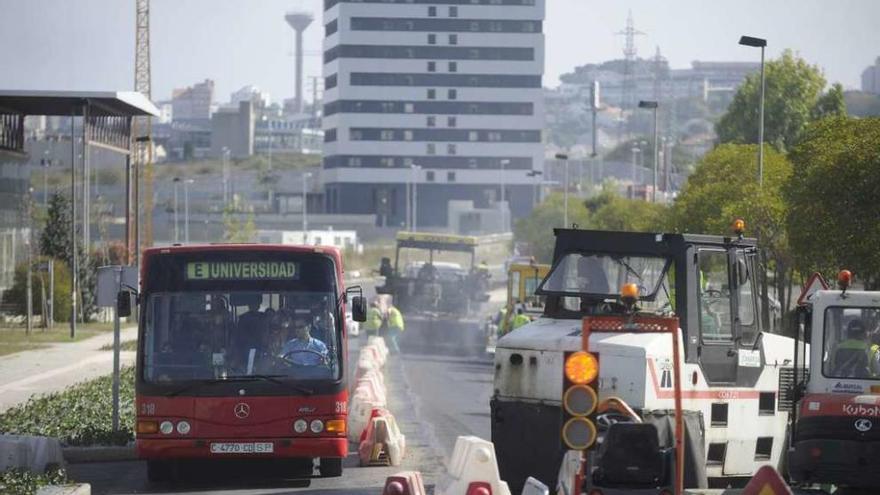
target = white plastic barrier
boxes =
[555,450,582,495]
[0,435,65,473]
[348,388,383,441]
[383,471,427,495]
[521,477,549,495]
[358,408,406,467]
[435,436,511,495]
[356,373,387,407]
[367,336,389,363]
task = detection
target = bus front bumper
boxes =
[137,437,347,460]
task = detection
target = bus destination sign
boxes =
[186,261,298,280]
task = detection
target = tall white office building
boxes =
[321,0,545,229]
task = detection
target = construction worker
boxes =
[365,299,384,338]
[494,306,509,336]
[830,319,872,378]
[386,304,404,354]
[512,306,531,330]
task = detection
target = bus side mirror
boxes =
[117,290,132,318]
[351,296,367,322]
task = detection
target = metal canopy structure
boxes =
[0,90,158,337]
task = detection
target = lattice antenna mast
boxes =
[615,11,645,138]
[133,0,153,263]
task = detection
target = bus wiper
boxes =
[224,374,315,395]
[165,375,314,396]
[164,379,226,397]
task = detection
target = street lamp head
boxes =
[554,153,568,160]
[638,100,658,109]
[739,35,767,48]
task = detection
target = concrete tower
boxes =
[285,11,314,114]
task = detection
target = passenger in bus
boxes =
[310,299,335,343]
[280,314,329,366]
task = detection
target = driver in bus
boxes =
[280,313,329,366]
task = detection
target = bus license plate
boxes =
[210,442,274,454]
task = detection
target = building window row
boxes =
[325,0,536,8]
[325,19,338,36]
[350,17,542,33]
[323,154,533,169]
[324,44,534,63]
[324,128,338,142]
[325,73,338,89]
[323,100,534,116]
[350,72,541,88]
[348,127,540,142]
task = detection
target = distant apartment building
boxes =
[211,101,255,158]
[172,79,214,122]
[321,0,545,229]
[231,85,271,109]
[862,57,880,95]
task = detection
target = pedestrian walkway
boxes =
[0,326,137,412]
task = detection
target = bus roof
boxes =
[143,243,342,258]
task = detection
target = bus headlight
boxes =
[176,421,191,435]
[293,419,308,433]
[310,419,324,433]
[159,421,174,435]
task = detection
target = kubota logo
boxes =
[855,418,873,432]
[842,404,880,417]
[233,402,250,419]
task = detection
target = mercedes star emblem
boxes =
[234,402,250,419]
[855,418,873,432]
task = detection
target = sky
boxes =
[1,0,878,104]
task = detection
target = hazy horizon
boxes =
[2,0,878,104]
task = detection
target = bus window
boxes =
[143,290,340,383]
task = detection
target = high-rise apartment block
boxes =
[321,0,545,229]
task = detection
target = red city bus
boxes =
[125,244,366,482]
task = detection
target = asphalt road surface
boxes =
[69,283,498,494]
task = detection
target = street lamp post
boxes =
[410,165,421,233]
[630,147,640,198]
[739,35,767,187]
[172,177,180,243]
[302,172,312,244]
[184,179,193,244]
[638,100,660,202]
[526,170,543,210]
[499,159,510,233]
[554,153,569,227]
[221,147,230,204]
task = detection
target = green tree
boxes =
[786,117,880,288]
[1,257,72,322]
[590,189,669,233]
[671,144,794,324]
[513,193,591,263]
[37,192,96,321]
[39,193,73,260]
[716,50,846,151]
[222,196,257,243]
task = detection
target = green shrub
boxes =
[0,368,135,446]
[0,467,67,495]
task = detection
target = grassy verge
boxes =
[0,367,135,446]
[0,467,67,495]
[0,322,115,357]
[99,339,138,352]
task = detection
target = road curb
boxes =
[36,484,91,495]
[62,445,137,464]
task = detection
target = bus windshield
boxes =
[143,290,340,384]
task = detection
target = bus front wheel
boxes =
[319,457,343,477]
